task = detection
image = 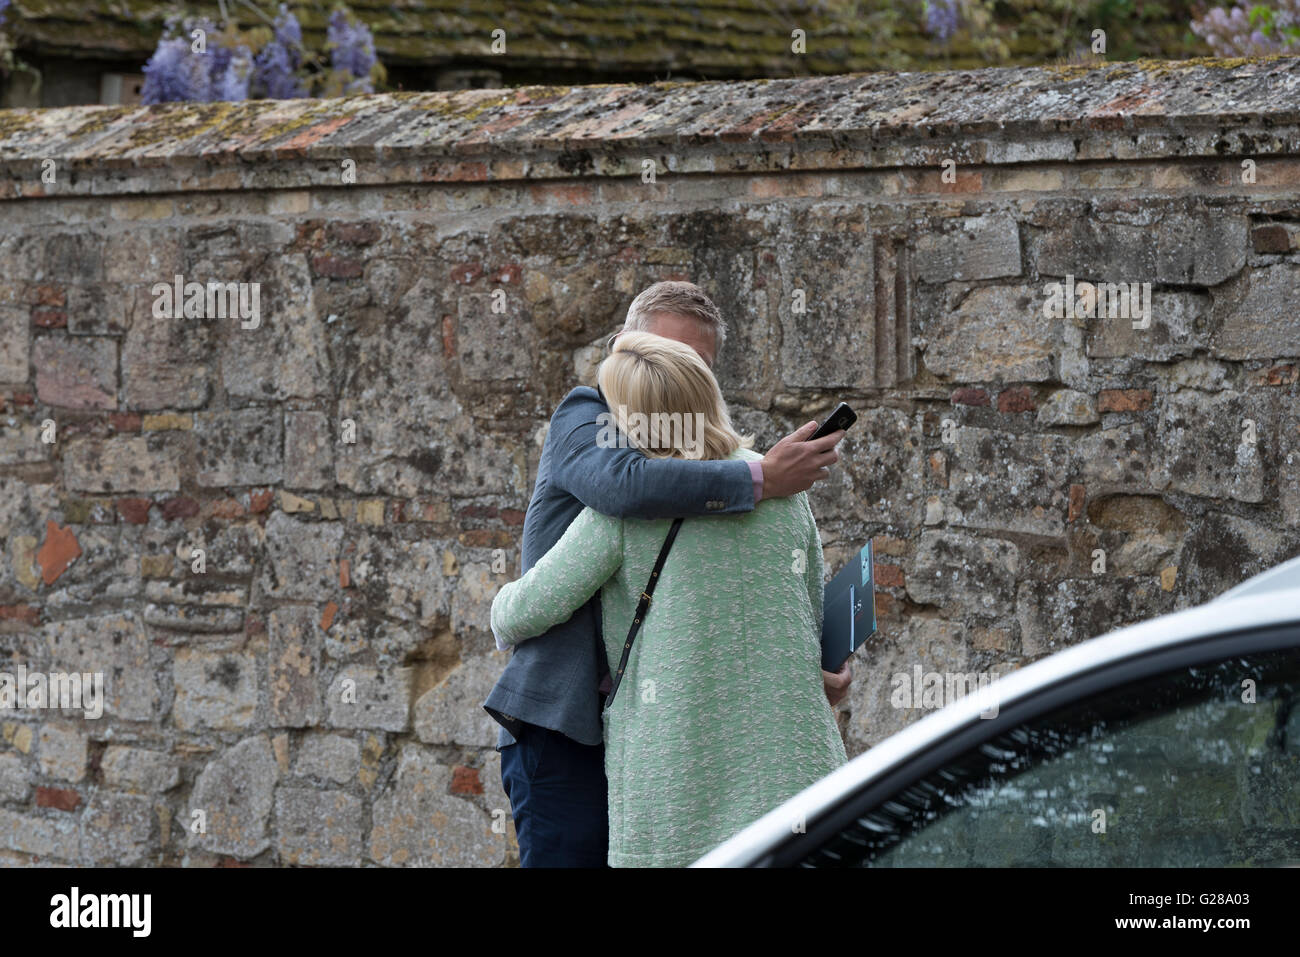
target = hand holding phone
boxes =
[810,402,857,440]
[759,403,855,498]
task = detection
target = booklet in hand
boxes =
[821,541,878,672]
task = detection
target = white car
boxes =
[695,556,1300,867]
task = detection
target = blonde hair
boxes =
[597,331,753,461]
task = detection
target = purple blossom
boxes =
[137,3,380,104]
[211,45,253,101]
[141,37,211,104]
[327,9,377,94]
[254,4,307,99]
[207,42,233,82]
[924,0,961,42]
[1191,1,1300,55]
[273,4,302,50]
[188,17,236,102]
[0,0,11,27]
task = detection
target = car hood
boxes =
[693,581,1300,867]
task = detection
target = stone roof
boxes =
[2,56,1299,199]
[3,0,1203,76]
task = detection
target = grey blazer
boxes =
[483,385,756,747]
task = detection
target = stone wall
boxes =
[1,60,1299,866]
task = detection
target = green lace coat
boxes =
[491,448,848,866]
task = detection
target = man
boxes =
[483,280,850,867]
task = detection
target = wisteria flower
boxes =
[141,36,211,104]
[924,0,961,42]
[254,4,308,99]
[211,44,253,101]
[1192,1,1300,56]
[327,8,377,94]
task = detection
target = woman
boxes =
[491,331,847,866]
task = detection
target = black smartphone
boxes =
[809,401,857,440]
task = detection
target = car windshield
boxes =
[798,644,1300,867]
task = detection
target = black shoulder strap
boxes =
[604,517,683,710]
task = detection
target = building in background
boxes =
[0,0,1208,109]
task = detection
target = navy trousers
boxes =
[500,722,609,867]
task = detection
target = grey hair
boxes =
[622,281,728,352]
